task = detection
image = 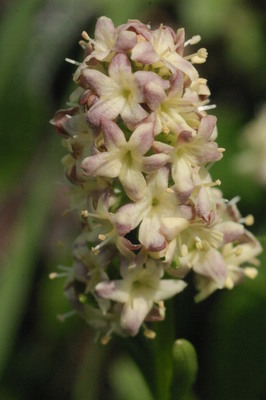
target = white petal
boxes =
[154,279,187,301]
[121,296,153,336]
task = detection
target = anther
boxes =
[225,276,234,289]
[165,187,174,194]
[81,210,89,218]
[244,267,258,279]
[185,35,201,47]
[49,272,67,280]
[101,335,112,345]
[81,31,90,41]
[244,214,254,226]
[98,234,106,241]
[235,246,242,256]
[144,328,156,339]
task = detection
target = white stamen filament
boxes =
[65,58,81,66]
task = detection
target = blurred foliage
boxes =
[0,0,265,399]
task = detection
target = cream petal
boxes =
[121,296,153,336]
[139,216,166,251]
[119,164,146,201]
[154,279,187,301]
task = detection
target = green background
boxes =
[0,0,265,398]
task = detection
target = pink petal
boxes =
[195,186,212,222]
[197,115,217,140]
[115,30,137,52]
[114,201,147,236]
[95,280,129,303]
[131,41,160,64]
[217,221,244,244]
[172,158,194,198]
[87,97,124,126]
[142,153,170,173]
[168,71,184,96]
[81,152,121,177]
[194,249,227,288]
[95,16,115,41]
[120,101,148,127]
[81,69,113,95]
[108,52,132,77]
[129,121,154,155]
[144,81,167,111]
[101,117,126,150]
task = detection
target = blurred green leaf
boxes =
[109,356,154,400]
[0,137,59,377]
[73,341,110,400]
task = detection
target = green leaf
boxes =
[0,137,60,377]
[109,356,154,400]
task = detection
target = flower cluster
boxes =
[51,17,262,341]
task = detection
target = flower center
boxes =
[152,197,159,207]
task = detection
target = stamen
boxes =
[81,210,89,218]
[225,276,234,289]
[81,31,90,41]
[144,328,156,339]
[198,104,217,111]
[57,310,76,322]
[65,58,81,66]
[185,35,201,47]
[235,246,242,256]
[185,48,208,63]
[244,267,258,279]
[49,272,68,280]
[195,239,203,250]
[165,187,174,194]
[242,214,254,226]
[250,258,260,267]
[158,300,166,319]
[218,148,226,153]
[98,234,106,241]
[181,243,188,256]
[162,125,170,134]
[203,179,221,188]
[228,196,241,206]
[101,334,112,345]
[92,230,115,253]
